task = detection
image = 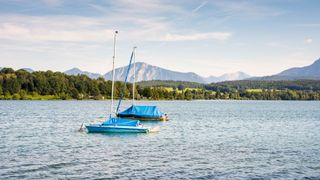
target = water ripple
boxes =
[0,100,320,179]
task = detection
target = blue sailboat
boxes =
[115,47,168,121]
[86,117,149,133]
[85,31,156,133]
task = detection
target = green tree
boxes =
[178,84,185,91]
[184,90,193,100]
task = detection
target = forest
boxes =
[1,68,319,100]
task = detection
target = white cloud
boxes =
[0,15,232,43]
[0,1,234,44]
[0,15,170,43]
[0,16,114,42]
[305,38,313,44]
[192,1,208,13]
[267,42,288,49]
[0,24,114,42]
[163,32,232,41]
[88,0,185,17]
[296,23,320,27]
[42,0,63,6]
[113,0,184,14]
[210,1,285,17]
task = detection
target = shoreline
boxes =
[0,98,319,101]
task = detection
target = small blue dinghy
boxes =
[86,117,150,133]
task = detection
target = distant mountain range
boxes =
[2,58,319,83]
[250,58,320,80]
[61,58,320,82]
[63,62,251,83]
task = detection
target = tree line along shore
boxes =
[0,68,320,100]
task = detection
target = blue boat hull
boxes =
[86,124,149,133]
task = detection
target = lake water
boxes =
[0,100,320,179]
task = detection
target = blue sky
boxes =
[0,0,319,76]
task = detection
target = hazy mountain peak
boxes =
[104,62,206,83]
[64,67,102,79]
[205,71,251,83]
[250,58,320,80]
[277,58,320,77]
[14,68,34,73]
[135,61,148,65]
[312,58,320,65]
[70,67,81,71]
[21,68,34,73]
[65,67,82,73]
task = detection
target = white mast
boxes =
[132,47,137,105]
[110,31,118,117]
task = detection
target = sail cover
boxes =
[102,117,139,126]
[118,105,164,118]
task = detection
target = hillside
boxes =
[251,58,320,80]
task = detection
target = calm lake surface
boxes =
[0,100,320,179]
